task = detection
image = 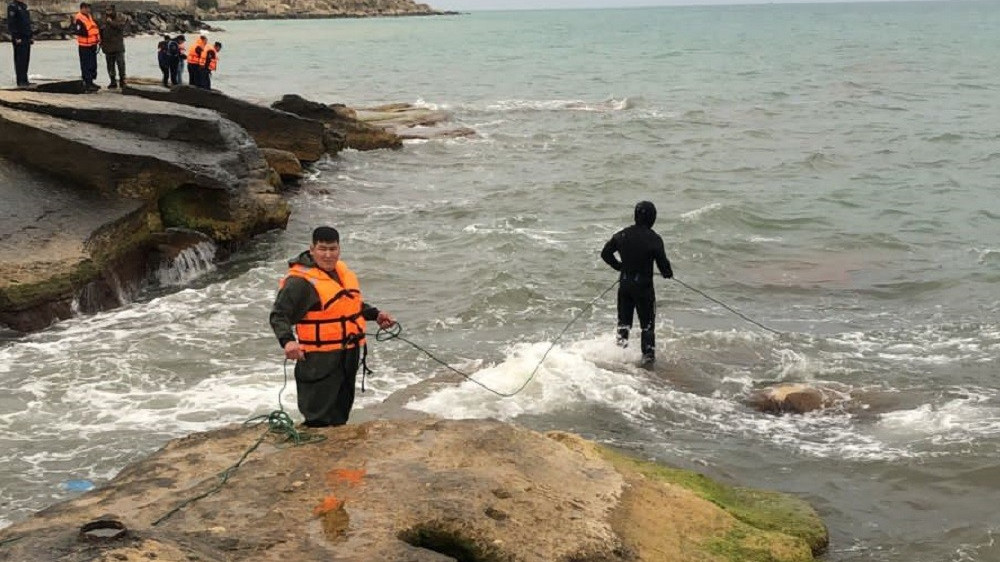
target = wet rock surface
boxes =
[272,94,404,151]
[124,85,329,162]
[0,88,288,332]
[747,383,844,415]
[273,95,477,147]
[0,418,827,562]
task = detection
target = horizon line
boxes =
[435,0,970,12]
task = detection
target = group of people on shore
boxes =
[6,0,220,91]
[156,33,222,90]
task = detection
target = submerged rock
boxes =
[748,383,841,415]
[356,103,478,140]
[272,94,404,151]
[0,418,828,561]
[0,89,289,331]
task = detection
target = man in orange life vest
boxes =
[198,41,221,90]
[186,33,207,88]
[269,226,396,427]
[72,1,100,92]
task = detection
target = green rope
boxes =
[0,535,24,548]
[152,359,322,527]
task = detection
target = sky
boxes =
[432,0,926,10]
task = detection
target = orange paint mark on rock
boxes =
[314,495,343,516]
[326,468,366,487]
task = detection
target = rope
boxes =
[671,277,783,336]
[243,360,325,447]
[152,360,322,527]
[372,279,621,398]
[145,274,775,526]
[151,430,267,526]
[0,535,24,548]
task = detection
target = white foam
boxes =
[461,220,566,247]
[749,235,783,243]
[485,97,633,112]
[406,336,653,421]
[680,203,722,221]
[156,241,217,286]
[879,394,1000,442]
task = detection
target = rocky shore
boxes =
[0,3,212,43]
[202,0,457,20]
[0,0,455,43]
[0,81,464,333]
[0,417,828,561]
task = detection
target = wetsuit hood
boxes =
[634,201,657,227]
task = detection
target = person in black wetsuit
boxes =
[601,201,673,365]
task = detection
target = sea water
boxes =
[1,3,999,559]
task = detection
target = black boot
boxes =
[616,326,629,348]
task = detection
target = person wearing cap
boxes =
[6,0,33,88]
[198,41,221,90]
[98,3,126,89]
[72,1,100,91]
[186,33,207,87]
[601,201,674,366]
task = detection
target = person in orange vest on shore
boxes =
[269,226,396,427]
[198,41,221,90]
[72,1,100,92]
[186,33,207,88]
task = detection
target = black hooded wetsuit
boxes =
[601,202,673,359]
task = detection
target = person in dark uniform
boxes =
[269,226,396,427]
[6,0,33,88]
[98,4,126,88]
[601,201,673,365]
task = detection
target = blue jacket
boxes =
[6,0,32,40]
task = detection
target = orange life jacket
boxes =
[74,12,100,47]
[202,46,218,71]
[187,38,207,65]
[281,261,367,352]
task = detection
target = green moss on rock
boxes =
[601,447,828,560]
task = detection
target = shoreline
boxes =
[1,7,461,43]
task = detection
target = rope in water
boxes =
[672,277,784,336]
[143,275,778,527]
[372,278,622,398]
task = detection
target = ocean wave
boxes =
[977,248,1000,265]
[879,393,1000,444]
[485,97,635,113]
[462,221,567,247]
[405,337,654,421]
[679,202,723,222]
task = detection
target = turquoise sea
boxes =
[2,2,1000,559]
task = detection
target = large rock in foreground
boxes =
[0,418,828,561]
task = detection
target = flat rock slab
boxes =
[0,156,143,305]
[125,85,328,162]
[0,89,288,331]
[0,418,827,562]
